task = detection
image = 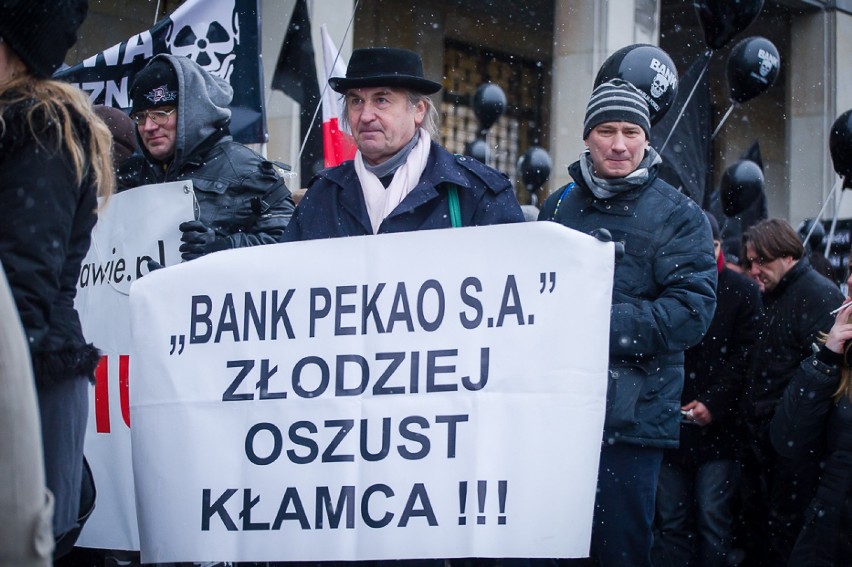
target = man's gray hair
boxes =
[339,89,440,140]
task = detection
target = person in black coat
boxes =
[770,298,852,564]
[653,213,762,567]
[0,0,114,557]
[737,218,844,565]
[283,47,523,242]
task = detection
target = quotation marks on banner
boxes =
[458,480,508,526]
[170,334,186,355]
[539,272,556,294]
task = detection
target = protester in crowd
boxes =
[736,218,844,565]
[282,47,523,241]
[769,297,852,563]
[539,79,717,566]
[653,212,762,567]
[119,54,294,262]
[281,46,522,567]
[93,104,138,170]
[0,0,114,557]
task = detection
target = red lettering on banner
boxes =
[119,354,131,427]
[95,356,110,433]
[94,354,132,433]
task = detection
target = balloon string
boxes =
[658,50,712,154]
[710,104,735,141]
[825,187,846,259]
[803,176,842,249]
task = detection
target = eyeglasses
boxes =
[130,108,176,126]
[743,255,777,270]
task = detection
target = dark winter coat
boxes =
[0,96,100,385]
[770,350,852,562]
[742,258,843,422]
[118,54,293,250]
[540,159,717,449]
[282,141,524,240]
[670,266,762,466]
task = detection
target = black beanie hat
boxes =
[583,79,651,140]
[130,58,179,114]
[0,0,88,78]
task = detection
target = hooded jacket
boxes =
[118,54,293,250]
[541,159,717,448]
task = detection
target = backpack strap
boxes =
[448,184,463,228]
[543,182,576,221]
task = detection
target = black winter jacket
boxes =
[671,266,762,465]
[743,259,843,421]
[118,134,293,250]
[0,97,100,385]
[770,351,852,561]
[541,159,717,448]
[283,141,524,240]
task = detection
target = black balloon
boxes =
[595,44,678,125]
[472,83,506,132]
[829,109,852,178]
[518,146,553,193]
[727,36,780,104]
[695,0,764,50]
[464,138,487,163]
[720,159,764,216]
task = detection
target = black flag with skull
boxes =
[55,0,266,144]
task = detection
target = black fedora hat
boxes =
[329,47,442,95]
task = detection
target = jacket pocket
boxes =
[191,176,230,195]
[604,368,643,429]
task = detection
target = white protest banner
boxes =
[129,222,613,563]
[75,181,194,550]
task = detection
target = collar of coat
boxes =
[314,140,512,233]
[321,140,510,199]
[766,255,811,298]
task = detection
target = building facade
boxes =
[71,0,852,227]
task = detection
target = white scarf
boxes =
[354,129,431,234]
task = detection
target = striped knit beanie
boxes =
[583,79,651,140]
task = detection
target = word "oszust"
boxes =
[189,275,527,343]
[244,414,469,465]
[222,348,490,402]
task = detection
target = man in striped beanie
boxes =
[539,79,717,566]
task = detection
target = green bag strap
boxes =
[448,184,462,228]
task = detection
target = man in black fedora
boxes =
[283,46,523,240]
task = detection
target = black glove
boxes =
[589,228,625,263]
[179,220,225,261]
